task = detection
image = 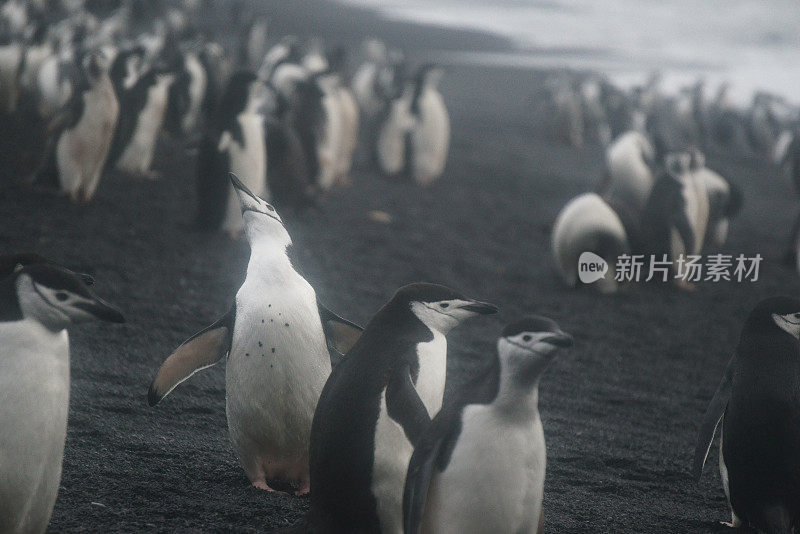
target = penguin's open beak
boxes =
[461,301,499,315]
[542,331,573,348]
[74,299,125,323]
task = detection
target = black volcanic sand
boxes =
[2,4,799,533]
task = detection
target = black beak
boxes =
[461,301,499,315]
[78,273,95,286]
[229,173,260,202]
[542,331,573,348]
[75,299,125,323]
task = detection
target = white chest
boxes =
[0,320,70,532]
[424,405,545,533]
[415,332,447,417]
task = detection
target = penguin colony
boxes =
[0,0,451,211]
[1,2,800,534]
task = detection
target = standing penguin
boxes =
[375,82,414,179]
[196,71,268,237]
[34,50,119,202]
[693,297,800,532]
[407,64,449,185]
[600,130,658,215]
[108,64,175,178]
[305,283,497,533]
[0,262,124,534]
[404,316,572,534]
[149,176,363,493]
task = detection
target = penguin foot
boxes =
[294,481,310,496]
[252,479,276,492]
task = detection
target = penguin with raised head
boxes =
[196,71,268,237]
[404,316,572,534]
[0,262,124,534]
[33,50,119,202]
[149,176,363,493]
[693,297,800,533]
[305,283,497,533]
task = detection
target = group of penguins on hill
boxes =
[6,179,800,534]
[0,0,451,236]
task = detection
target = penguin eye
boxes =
[439,303,449,309]
[522,335,532,342]
[266,204,275,212]
[55,292,69,302]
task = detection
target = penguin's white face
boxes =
[229,175,288,244]
[15,272,124,332]
[497,317,572,384]
[410,299,498,334]
[772,312,800,339]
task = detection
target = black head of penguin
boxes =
[499,316,573,385]
[738,297,800,361]
[1,263,124,328]
[82,50,108,86]
[0,253,94,286]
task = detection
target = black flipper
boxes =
[318,300,363,366]
[386,362,432,445]
[403,356,500,534]
[692,355,735,481]
[148,305,235,406]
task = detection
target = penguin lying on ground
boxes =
[149,175,363,494]
[693,297,800,533]
[304,283,497,533]
[32,50,119,202]
[404,316,572,534]
[0,262,123,534]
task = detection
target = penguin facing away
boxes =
[149,175,363,494]
[404,316,573,534]
[306,283,497,533]
[693,297,800,532]
[0,262,124,534]
[196,71,268,237]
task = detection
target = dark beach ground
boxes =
[1,1,799,532]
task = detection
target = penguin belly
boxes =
[0,321,70,534]
[376,98,412,177]
[605,134,654,213]
[422,405,545,534]
[372,392,416,534]
[56,81,119,201]
[316,86,344,190]
[181,54,207,134]
[116,76,172,176]
[225,271,330,488]
[222,113,267,235]
[335,87,359,184]
[372,333,446,533]
[410,89,450,185]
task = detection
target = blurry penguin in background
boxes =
[196,71,268,238]
[407,64,450,185]
[33,50,119,202]
[376,64,450,185]
[109,63,175,178]
[165,49,208,137]
[0,36,24,114]
[326,46,360,186]
[263,84,315,210]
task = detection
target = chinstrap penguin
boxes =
[305,283,497,533]
[403,316,572,534]
[149,175,363,494]
[0,262,124,534]
[693,297,800,532]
